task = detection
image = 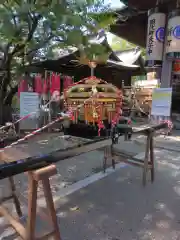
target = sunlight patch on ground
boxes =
[162,136,180,141]
[173,186,180,197]
[159,161,180,170]
[156,220,170,229]
[37,139,49,144]
[155,203,175,219]
[143,214,153,223]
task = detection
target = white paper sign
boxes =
[20,92,40,118]
[134,79,159,88]
[151,88,172,116]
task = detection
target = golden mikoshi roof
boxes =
[65,76,122,99]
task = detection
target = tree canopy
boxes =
[0,0,115,108]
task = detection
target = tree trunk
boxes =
[4,85,18,106]
[0,74,15,125]
[0,103,13,125]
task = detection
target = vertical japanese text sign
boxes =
[146,11,166,62]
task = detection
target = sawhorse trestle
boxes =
[0,165,61,240]
[103,131,155,186]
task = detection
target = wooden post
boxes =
[9,177,22,217]
[149,133,155,182]
[26,165,61,240]
[103,147,108,173]
[143,132,151,186]
[103,144,115,172]
[106,125,162,185]
[27,173,38,240]
[41,178,61,240]
[111,144,115,169]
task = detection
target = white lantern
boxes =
[166,9,180,59]
[145,8,166,67]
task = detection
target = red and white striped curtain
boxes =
[34,75,43,94]
[43,79,48,94]
[18,79,28,97]
[49,73,61,102]
[50,73,61,95]
[64,76,73,90]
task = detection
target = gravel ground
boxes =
[55,149,180,240]
[1,148,180,239]
[0,133,145,199]
[134,134,180,152]
[0,133,100,198]
[0,129,173,240]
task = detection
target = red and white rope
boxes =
[1,116,64,151]
[0,92,99,152]
[0,100,52,131]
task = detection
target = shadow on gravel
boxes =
[51,149,180,240]
[1,149,180,239]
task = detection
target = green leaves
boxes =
[78,43,110,63]
[0,0,116,72]
[66,30,84,46]
[89,11,116,30]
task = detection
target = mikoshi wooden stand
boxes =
[0,149,61,240]
[103,123,166,186]
[113,131,154,186]
[0,138,112,239]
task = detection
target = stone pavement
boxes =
[134,134,180,152]
[42,149,180,240]
[1,132,180,239]
[0,133,145,200]
[0,148,177,240]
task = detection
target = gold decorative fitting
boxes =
[85,77,100,84]
[92,109,98,118]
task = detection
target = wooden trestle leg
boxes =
[103,147,108,173]
[0,165,61,240]
[149,133,155,183]
[103,146,114,172]
[108,130,156,186]
[9,176,22,217]
[142,132,155,186]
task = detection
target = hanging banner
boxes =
[146,9,166,67]
[166,10,180,59]
[151,88,172,116]
[18,79,28,97]
[34,75,43,94]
